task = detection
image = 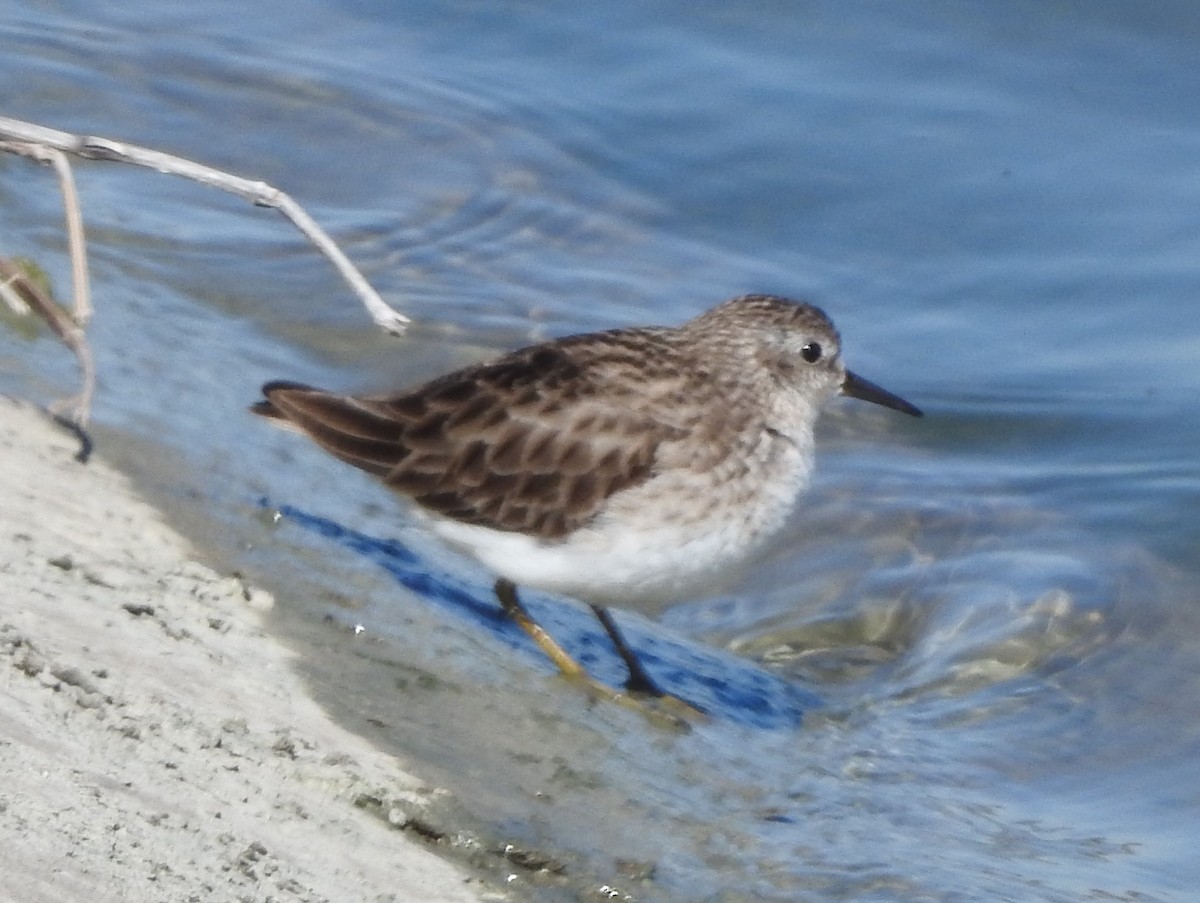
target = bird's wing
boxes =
[255,334,690,539]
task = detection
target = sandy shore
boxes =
[0,395,492,903]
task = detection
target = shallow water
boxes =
[4,1,1200,900]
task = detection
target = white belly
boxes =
[428,429,814,612]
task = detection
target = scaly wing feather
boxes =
[254,332,690,539]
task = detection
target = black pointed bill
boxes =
[842,370,923,417]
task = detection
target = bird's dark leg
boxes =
[493,579,704,726]
[589,604,668,697]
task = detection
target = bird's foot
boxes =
[494,579,706,730]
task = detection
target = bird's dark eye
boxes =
[801,342,822,363]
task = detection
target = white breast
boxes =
[428,420,815,611]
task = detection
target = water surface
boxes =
[3,2,1199,900]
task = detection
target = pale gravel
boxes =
[0,395,496,903]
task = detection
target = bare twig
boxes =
[48,145,91,325]
[0,140,93,325]
[0,114,410,335]
[0,255,95,461]
[0,266,32,315]
[1,139,95,458]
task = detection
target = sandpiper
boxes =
[252,294,921,707]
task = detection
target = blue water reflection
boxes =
[4,0,1200,900]
[276,502,819,728]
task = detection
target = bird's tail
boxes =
[250,381,406,477]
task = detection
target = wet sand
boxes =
[0,395,493,903]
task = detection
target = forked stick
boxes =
[0,115,409,335]
[0,114,409,460]
[0,253,95,461]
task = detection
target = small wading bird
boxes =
[253,294,921,716]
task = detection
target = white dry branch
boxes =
[0,253,95,461]
[0,140,93,324]
[0,115,410,334]
[0,135,96,460]
[0,113,410,459]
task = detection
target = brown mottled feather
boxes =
[256,333,695,539]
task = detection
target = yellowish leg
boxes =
[493,579,705,728]
[494,577,588,680]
